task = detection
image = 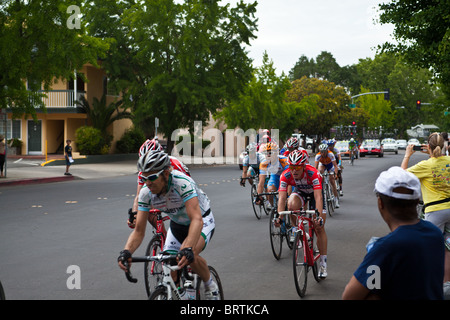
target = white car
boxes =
[396,139,407,150]
[381,138,398,154]
[408,138,421,146]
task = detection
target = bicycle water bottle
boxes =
[184,280,196,300]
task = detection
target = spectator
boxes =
[441,132,448,156]
[401,132,450,295]
[342,166,444,299]
[64,139,73,175]
[0,135,5,178]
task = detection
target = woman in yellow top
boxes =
[401,132,450,286]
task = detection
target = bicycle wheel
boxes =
[148,287,169,300]
[326,184,334,217]
[0,281,5,300]
[269,209,283,260]
[197,266,224,300]
[311,229,322,283]
[293,231,308,297]
[251,184,263,220]
[144,235,164,297]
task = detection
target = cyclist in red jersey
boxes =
[128,138,190,230]
[277,149,329,278]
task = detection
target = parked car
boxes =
[381,138,398,154]
[396,139,407,150]
[359,139,384,157]
[408,138,420,146]
[335,140,350,158]
[292,134,314,149]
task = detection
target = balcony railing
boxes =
[36,90,85,108]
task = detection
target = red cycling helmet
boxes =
[288,149,308,166]
[139,139,163,157]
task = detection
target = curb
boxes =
[0,175,75,187]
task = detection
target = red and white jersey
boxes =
[138,156,190,185]
[279,164,322,194]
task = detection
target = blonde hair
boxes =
[428,132,444,158]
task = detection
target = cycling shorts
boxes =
[319,161,335,174]
[267,174,281,189]
[291,189,327,214]
[163,211,215,253]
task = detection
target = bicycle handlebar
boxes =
[278,209,320,217]
[123,254,193,283]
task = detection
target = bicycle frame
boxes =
[279,210,320,266]
[148,209,170,265]
[126,254,193,300]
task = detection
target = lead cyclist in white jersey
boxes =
[118,150,219,299]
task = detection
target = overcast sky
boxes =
[223,0,395,75]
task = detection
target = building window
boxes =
[0,120,22,140]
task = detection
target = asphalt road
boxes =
[0,149,428,300]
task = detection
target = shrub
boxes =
[115,127,146,154]
[75,126,110,155]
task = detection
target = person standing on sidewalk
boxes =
[0,135,5,178]
[64,139,73,175]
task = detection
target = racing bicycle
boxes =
[143,209,170,297]
[278,209,322,298]
[123,253,224,300]
[321,171,334,216]
[266,191,294,260]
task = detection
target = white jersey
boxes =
[138,170,211,226]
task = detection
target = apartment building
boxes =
[1,63,131,156]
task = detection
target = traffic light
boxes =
[352,121,356,126]
[384,88,390,100]
[416,100,421,110]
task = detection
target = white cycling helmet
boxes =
[139,139,163,157]
[319,144,328,152]
[137,150,170,173]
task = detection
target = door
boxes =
[28,120,42,154]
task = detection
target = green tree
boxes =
[285,76,351,137]
[0,0,108,118]
[378,0,450,99]
[356,86,394,129]
[215,51,295,137]
[75,94,132,139]
[85,0,258,152]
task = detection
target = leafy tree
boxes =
[285,76,351,137]
[215,51,295,137]
[75,94,132,140]
[85,0,258,152]
[378,0,450,99]
[0,0,108,118]
[356,86,394,129]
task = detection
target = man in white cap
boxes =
[342,166,445,299]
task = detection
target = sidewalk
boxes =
[0,154,236,187]
[0,155,139,187]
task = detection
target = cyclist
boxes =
[281,137,309,162]
[315,143,340,208]
[240,143,266,187]
[128,138,190,230]
[348,138,358,163]
[255,142,289,209]
[277,150,329,278]
[118,150,220,300]
[327,139,344,196]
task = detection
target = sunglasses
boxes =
[289,165,303,171]
[141,169,165,182]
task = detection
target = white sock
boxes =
[320,255,327,267]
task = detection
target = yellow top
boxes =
[407,156,450,213]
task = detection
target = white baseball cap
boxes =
[374,166,421,200]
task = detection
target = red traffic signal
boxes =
[352,121,356,126]
[416,100,421,109]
